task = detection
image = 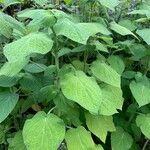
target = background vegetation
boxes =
[0,0,150,150]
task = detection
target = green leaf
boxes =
[129,10,150,18]
[54,18,111,44]
[98,0,120,11]
[0,33,53,76]
[0,59,28,76]
[2,0,22,7]
[60,70,102,114]
[32,0,48,6]
[91,60,121,88]
[118,19,137,31]
[23,111,65,150]
[0,92,19,123]
[0,13,12,38]
[18,9,56,28]
[130,76,150,107]
[65,126,103,150]
[40,85,58,102]
[24,63,47,73]
[86,113,115,142]
[4,33,53,62]
[9,131,27,150]
[19,73,42,92]
[110,22,138,39]
[100,85,123,115]
[0,75,20,87]
[136,29,150,45]
[64,0,72,5]
[93,41,108,53]
[2,12,26,34]
[129,44,147,60]
[136,113,150,139]
[107,55,125,74]
[111,127,133,150]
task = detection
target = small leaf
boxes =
[0,92,19,123]
[98,0,120,11]
[65,126,103,150]
[24,63,47,73]
[136,113,150,139]
[91,60,121,88]
[110,22,138,39]
[86,113,115,142]
[107,55,125,74]
[9,131,27,150]
[60,70,102,114]
[136,29,150,45]
[130,76,150,107]
[111,127,133,150]
[129,10,150,18]
[33,0,48,6]
[23,111,65,150]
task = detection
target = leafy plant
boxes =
[0,0,150,150]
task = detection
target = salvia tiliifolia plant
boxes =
[0,0,150,149]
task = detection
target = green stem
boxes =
[142,139,149,150]
[51,27,60,87]
[83,50,88,72]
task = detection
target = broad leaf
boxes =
[100,85,123,115]
[9,131,27,150]
[111,127,133,150]
[0,13,12,38]
[110,22,138,39]
[0,75,20,87]
[136,29,150,45]
[65,126,104,150]
[86,113,115,142]
[136,113,150,139]
[23,111,65,150]
[18,9,56,28]
[60,70,102,114]
[2,0,22,7]
[0,59,28,76]
[91,60,121,88]
[0,92,19,123]
[118,19,137,31]
[107,55,125,74]
[0,33,53,76]
[24,63,47,73]
[130,76,150,107]
[129,10,150,18]
[54,18,111,44]
[4,33,53,62]
[98,0,120,11]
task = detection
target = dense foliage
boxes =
[0,0,150,149]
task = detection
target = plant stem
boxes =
[142,139,149,150]
[83,50,88,72]
[51,27,60,87]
